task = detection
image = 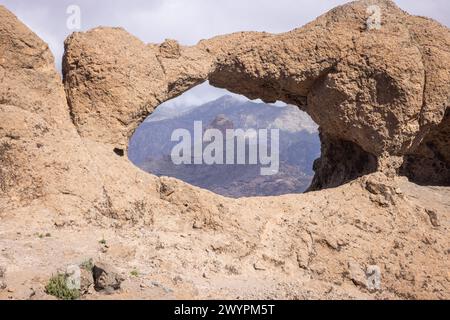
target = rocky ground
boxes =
[0,173,448,300]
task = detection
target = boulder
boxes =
[92,262,124,294]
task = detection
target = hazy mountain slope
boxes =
[129,96,320,197]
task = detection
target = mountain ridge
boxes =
[129,95,320,197]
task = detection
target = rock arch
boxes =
[1,0,449,215]
[62,0,450,191]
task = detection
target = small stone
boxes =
[173,276,183,284]
[346,261,366,288]
[54,219,66,228]
[160,181,175,198]
[0,266,6,290]
[28,288,36,298]
[425,209,440,227]
[193,220,203,229]
[92,262,124,294]
[366,265,382,291]
[253,263,266,271]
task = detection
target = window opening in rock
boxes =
[128,82,321,198]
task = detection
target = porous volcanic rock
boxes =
[0,6,104,213]
[0,1,449,300]
[63,0,450,188]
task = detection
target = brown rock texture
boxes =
[0,6,105,214]
[63,0,450,187]
[0,0,449,300]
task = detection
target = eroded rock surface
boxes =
[0,1,449,300]
[0,6,105,214]
[63,0,450,187]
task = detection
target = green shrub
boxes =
[37,233,51,239]
[45,273,80,300]
[130,269,139,277]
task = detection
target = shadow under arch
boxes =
[400,108,450,187]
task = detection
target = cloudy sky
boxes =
[1,0,449,110]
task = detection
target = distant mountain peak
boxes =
[207,113,234,133]
[210,94,246,105]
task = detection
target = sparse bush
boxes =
[37,233,51,239]
[130,269,139,277]
[45,273,80,300]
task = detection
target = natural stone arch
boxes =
[62,0,450,191]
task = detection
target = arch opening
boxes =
[128,82,321,198]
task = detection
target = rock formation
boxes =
[63,0,450,188]
[0,0,449,300]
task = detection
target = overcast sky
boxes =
[1,0,449,109]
